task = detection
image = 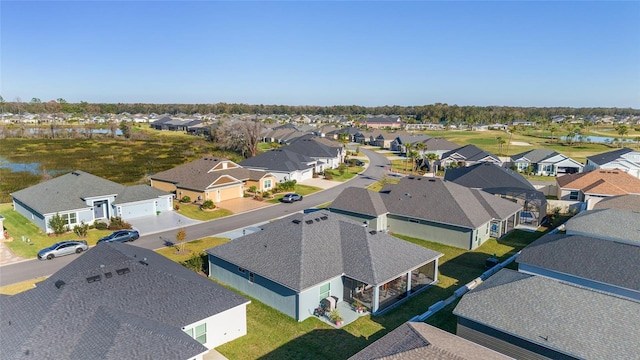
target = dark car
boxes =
[282,193,303,203]
[97,230,140,244]
[38,240,88,260]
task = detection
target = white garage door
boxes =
[119,201,156,219]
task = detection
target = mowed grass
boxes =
[155,237,229,262]
[0,276,47,295]
[213,229,545,359]
[0,203,113,258]
[173,201,234,221]
[267,184,323,203]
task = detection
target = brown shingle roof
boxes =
[556,169,640,195]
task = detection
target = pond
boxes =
[560,135,637,144]
[0,158,67,176]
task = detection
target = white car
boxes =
[37,240,88,260]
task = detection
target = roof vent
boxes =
[314,218,320,222]
[408,176,415,179]
[428,179,436,182]
[320,216,328,221]
[369,230,377,235]
[292,219,301,224]
[305,220,314,225]
[139,260,149,266]
[54,280,66,289]
[71,171,81,176]
[105,272,113,279]
[116,267,130,275]
[86,275,101,283]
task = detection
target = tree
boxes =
[616,125,628,144]
[48,213,68,235]
[426,153,438,175]
[496,136,506,156]
[404,142,414,173]
[119,120,132,139]
[549,125,558,143]
[175,227,187,253]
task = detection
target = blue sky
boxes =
[2,1,639,108]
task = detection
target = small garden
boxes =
[172,199,233,221]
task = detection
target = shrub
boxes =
[277,179,297,192]
[263,191,271,198]
[202,200,215,209]
[180,196,191,203]
[181,254,207,273]
[174,204,180,211]
[73,221,89,237]
[48,213,67,235]
[94,221,108,230]
[249,185,257,193]
[324,171,334,180]
[108,216,133,230]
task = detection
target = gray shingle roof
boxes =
[0,243,249,360]
[395,134,431,145]
[517,233,640,292]
[444,162,535,190]
[422,137,460,151]
[380,178,522,229]
[284,137,341,158]
[239,148,315,172]
[349,322,511,360]
[592,194,640,211]
[441,144,499,162]
[11,170,124,214]
[586,147,634,166]
[565,208,640,245]
[511,149,558,163]
[207,212,442,291]
[453,269,640,360]
[329,187,388,217]
[113,184,171,204]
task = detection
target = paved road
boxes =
[0,148,392,286]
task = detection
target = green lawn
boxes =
[324,165,364,181]
[173,201,234,221]
[155,237,229,262]
[267,184,323,204]
[0,203,113,258]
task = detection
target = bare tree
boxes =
[215,119,264,158]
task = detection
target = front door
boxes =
[93,200,109,220]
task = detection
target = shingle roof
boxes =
[556,168,640,194]
[586,147,634,166]
[379,177,522,229]
[349,322,511,360]
[422,137,460,151]
[0,243,249,360]
[454,269,640,360]
[113,184,171,204]
[511,149,558,163]
[151,157,271,191]
[284,137,341,158]
[517,233,640,292]
[444,162,535,190]
[592,194,640,211]
[395,134,431,145]
[239,148,315,172]
[564,208,640,244]
[11,170,125,214]
[206,212,442,291]
[441,144,500,163]
[329,187,388,217]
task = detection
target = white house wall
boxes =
[194,303,249,349]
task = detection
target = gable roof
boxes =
[444,162,535,191]
[517,233,640,292]
[379,177,522,229]
[207,212,442,292]
[113,184,172,204]
[394,134,431,145]
[422,137,460,152]
[592,194,640,211]
[453,269,640,360]
[586,147,634,166]
[0,243,249,360]
[441,144,500,163]
[349,322,511,360]
[150,157,271,191]
[564,208,640,245]
[511,148,559,163]
[279,137,341,158]
[329,187,388,217]
[556,168,640,194]
[11,170,125,214]
[239,148,315,172]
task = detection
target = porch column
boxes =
[433,258,439,283]
[406,271,412,295]
[372,286,380,313]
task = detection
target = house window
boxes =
[61,213,77,226]
[264,179,272,189]
[249,272,254,283]
[569,191,579,200]
[184,323,207,345]
[319,282,330,301]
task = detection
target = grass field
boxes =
[173,201,234,221]
[266,184,323,203]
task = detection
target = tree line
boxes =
[1,96,639,124]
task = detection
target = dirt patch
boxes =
[510,141,532,146]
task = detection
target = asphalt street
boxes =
[0,148,392,286]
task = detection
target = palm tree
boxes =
[404,142,414,174]
[426,153,438,176]
[414,142,427,171]
[496,136,506,156]
[617,125,629,144]
[549,125,558,143]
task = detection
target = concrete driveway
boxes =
[128,211,201,236]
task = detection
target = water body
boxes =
[27,128,123,136]
[0,158,68,176]
[561,135,636,143]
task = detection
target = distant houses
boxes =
[584,147,640,178]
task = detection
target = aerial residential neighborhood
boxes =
[2,1,640,359]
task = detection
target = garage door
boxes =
[119,201,156,219]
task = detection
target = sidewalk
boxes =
[0,240,28,266]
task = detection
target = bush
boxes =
[180,196,191,203]
[324,171,334,180]
[181,254,207,273]
[249,185,257,193]
[277,179,297,192]
[174,204,180,210]
[263,191,271,198]
[201,200,215,209]
[73,221,89,237]
[108,216,133,230]
[94,221,108,230]
[48,213,67,235]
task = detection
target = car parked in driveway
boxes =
[282,193,303,203]
[97,230,140,244]
[38,240,88,260]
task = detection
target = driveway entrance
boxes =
[128,211,201,235]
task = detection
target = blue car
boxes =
[97,230,140,244]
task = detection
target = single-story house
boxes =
[207,212,443,321]
[11,170,174,233]
[592,194,640,211]
[0,243,250,360]
[370,131,409,149]
[329,177,523,250]
[584,147,640,178]
[349,322,511,360]
[453,269,640,360]
[362,116,404,129]
[440,144,502,168]
[444,162,547,226]
[511,149,584,176]
[564,208,640,246]
[239,148,316,183]
[555,168,640,201]
[517,233,640,300]
[326,126,361,142]
[150,157,277,204]
[389,134,431,153]
[286,136,346,171]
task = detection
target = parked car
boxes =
[282,193,303,203]
[348,159,365,166]
[97,230,140,244]
[38,240,88,260]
